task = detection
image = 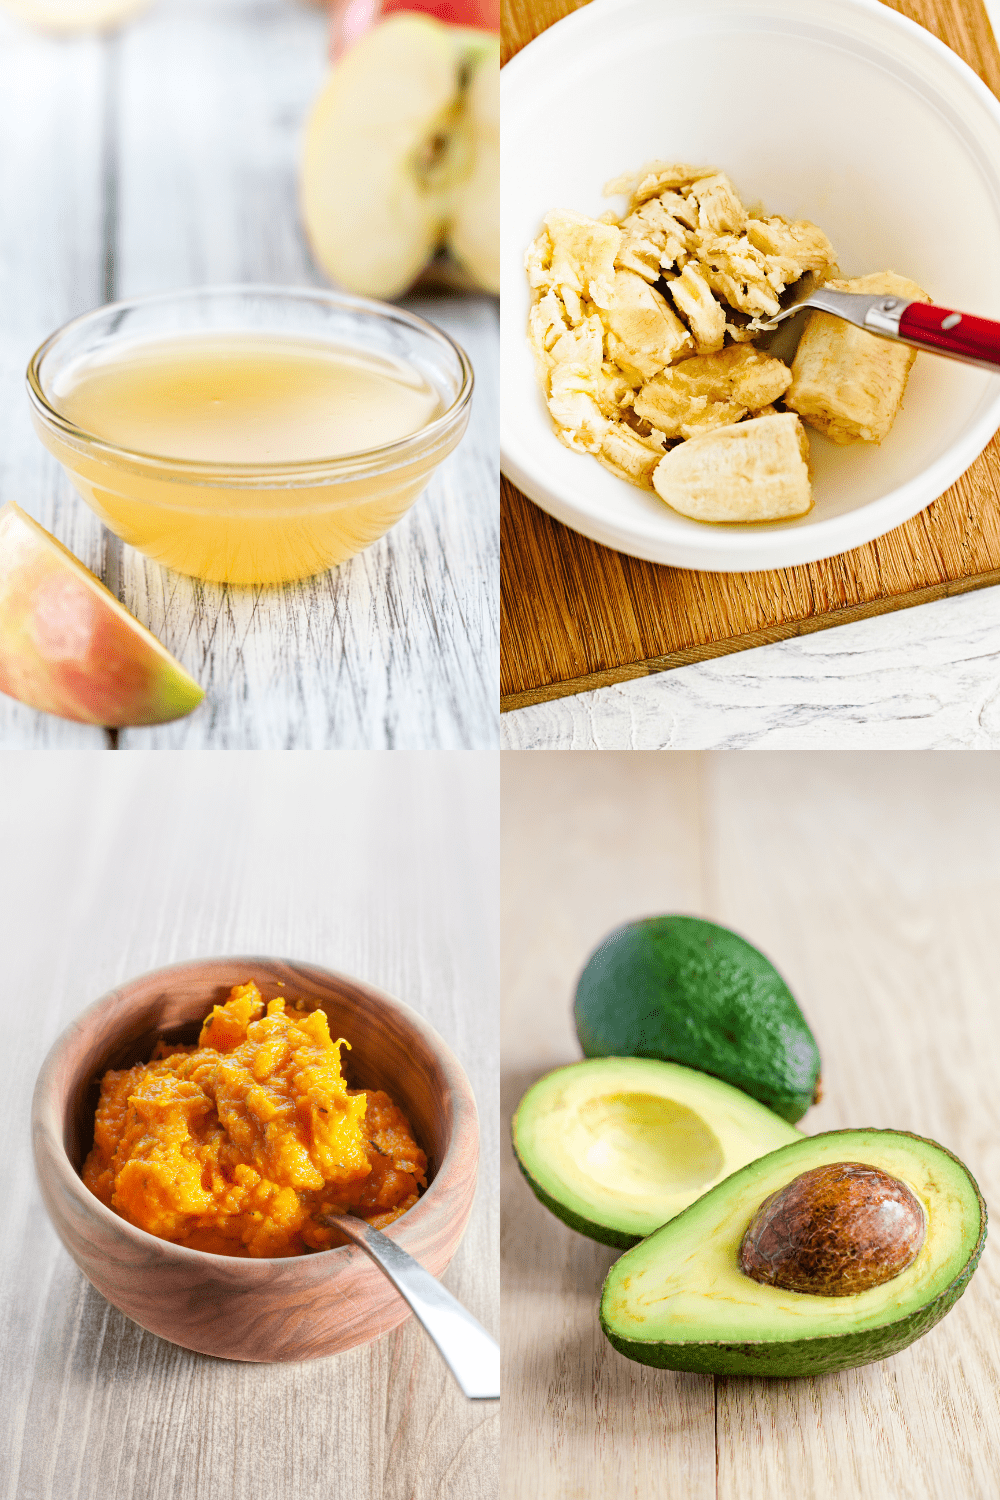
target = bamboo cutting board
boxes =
[501,0,1000,712]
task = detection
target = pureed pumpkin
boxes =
[82,981,427,1257]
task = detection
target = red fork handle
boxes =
[898,302,1000,371]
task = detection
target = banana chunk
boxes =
[689,172,748,235]
[547,363,611,454]
[601,270,694,380]
[526,210,622,310]
[615,195,690,283]
[785,271,930,444]
[634,344,792,438]
[651,413,812,522]
[667,264,727,353]
[597,421,667,487]
[603,161,718,206]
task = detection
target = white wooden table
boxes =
[0,751,498,1500]
[502,751,1000,1499]
[0,0,499,749]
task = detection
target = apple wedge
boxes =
[0,503,204,727]
[301,14,500,298]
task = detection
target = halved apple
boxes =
[325,0,502,61]
[300,14,499,298]
[0,503,204,727]
[447,36,498,295]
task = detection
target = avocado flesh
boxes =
[601,1129,987,1376]
[574,916,820,1123]
[512,1057,802,1249]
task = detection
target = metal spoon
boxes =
[321,1212,500,1400]
[753,271,1000,373]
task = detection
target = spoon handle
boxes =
[328,1215,500,1400]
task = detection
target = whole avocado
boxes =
[573,915,820,1124]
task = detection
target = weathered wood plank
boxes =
[111,0,499,749]
[0,12,110,746]
[500,752,718,1500]
[709,751,1000,1500]
[499,579,1000,750]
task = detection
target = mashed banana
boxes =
[525,161,926,521]
[82,981,427,1258]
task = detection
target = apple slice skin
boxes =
[0,503,204,727]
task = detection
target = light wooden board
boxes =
[0,0,499,749]
[0,751,498,1500]
[501,751,1000,1500]
[500,0,1000,714]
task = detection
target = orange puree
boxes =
[82,981,427,1258]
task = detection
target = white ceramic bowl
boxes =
[500,0,1000,572]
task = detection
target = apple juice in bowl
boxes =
[26,286,473,584]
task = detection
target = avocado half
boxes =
[600,1129,987,1377]
[512,1057,802,1249]
[574,915,821,1123]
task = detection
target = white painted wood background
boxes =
[0,0,499,750]
[0,751,498,1500]
[502,752,1000,1500]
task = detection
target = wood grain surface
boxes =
[0,753,498,1500]
[501,0,1000,712]
[0,0,498,750]
[501,752,1000,1500]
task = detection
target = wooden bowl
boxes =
[32,957,480,1363]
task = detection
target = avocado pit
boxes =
[739,1161,926,1296]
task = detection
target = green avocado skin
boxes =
[574,916,819,1124]
[599,1134,988,1378]
[512,1144,643,1250]
[600,1234,986,1376]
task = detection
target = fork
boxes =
[754,272,1000,372]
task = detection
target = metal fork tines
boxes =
[753,274,907,336]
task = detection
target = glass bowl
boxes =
[27,285,474,585]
